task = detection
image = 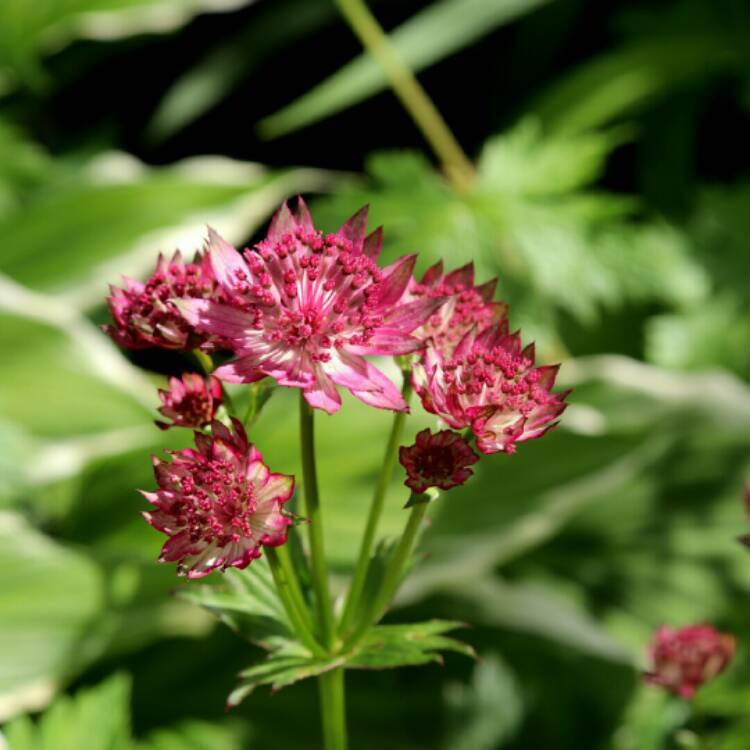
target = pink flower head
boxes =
[399,428,479,494]
[176,199,445,414]
[142,418,293,578]
[414,324,569,455]
[406,261,508,359]
[104,250,222,351]
[156,372,222,430]
[644,625,736,698]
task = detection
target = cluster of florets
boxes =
[176,201,444,414]
[156,373,222,430]
[104,251,221,350]
[102,197,569,575]
[399,429,478,493]
[644,624,736,698]
[142,419,293,578]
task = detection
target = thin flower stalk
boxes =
[338,373,412,636]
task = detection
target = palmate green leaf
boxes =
[177,558,295,648]
[2,673,131,750]
[0,513,103,718]
[258,0,551,138]
[228,620,473,707]
[228,648,342,707]
[347,620,475,669]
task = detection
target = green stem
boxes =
[275,542,317,636]
[338,376,412,635]
[346,499,428,648]
[334,0,475,193]
[193,349,214,374]
[266,547,327,658]
[299,392,336,648]
[319,669,348,750]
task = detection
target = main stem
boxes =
[299,392,336,648]
[299,394,347,750]
[338,376,412,635]
[334,0,475,193]
[319,669,348,750]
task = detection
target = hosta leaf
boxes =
[0,513,103,719]
[347,620,475,669]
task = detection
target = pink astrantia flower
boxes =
[644,625,736,698]
[142,419,293,578]
[104,251,224,350]
[406,261,508,359]
[414,324,569,455]
[156,372,222,430]
[399,428,479,494]
[176,199,445,414]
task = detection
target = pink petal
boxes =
[214,354,269,383]
[348,329,423,356]
[267,201,295,241]
[325,350,375,391]
[350,361,408,412]
[363,226,383,259]
[304,368,342,414]
[206,227,249,291]
[377,254,416,307]
[293,196,314,232]
[338,205,369,250]
[384,296,446,332]
[175,299,260,346]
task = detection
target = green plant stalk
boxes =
[299,392,336,648]
[275,542,317,635]
[334,0,475,193]
[345,499,428,649]
[265,547,327,658]
[193,349,214,374]
[319,668,348,750]
[338,376,412,635]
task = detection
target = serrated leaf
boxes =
[347,620,475,669]
[177,558,293,647]
[229,650,342,706]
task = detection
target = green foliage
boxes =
[258,0,551,138]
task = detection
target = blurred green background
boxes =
[1,0,750,748]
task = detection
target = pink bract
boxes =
[156,372,222,430]
[413,324,569,455]
[104,250,223,351]
[142,419,293,578]
[176,199,445,414]
[399,428,479,494]
[644,624,736,698]
[406,261,507,359]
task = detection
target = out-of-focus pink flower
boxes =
[104,251,229,351]
[156,373,222,430]
[406,261,507,359]
[399,428,479,493]
[644,624,736,698]
[413,324,569,455]
[176,199,445,414]
[142,419,293,578]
